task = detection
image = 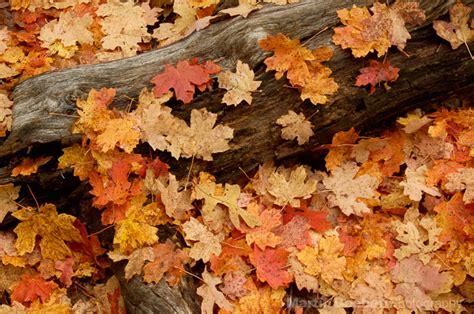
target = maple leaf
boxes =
[218,60,261,106]
[210,238,252,276]
[297,236,346,283]
[392,209,443,264]
[0,93,13,136]
[69,220,106,265]
[10,274,58,304]
[397,109,433,134]
[400,165,441,202]
[433,2,473,54]
[391,255,452,310]
[143,241,189,285]
[287,251,319,292]
[355,59,400,94]
[232,285,286,314]
[195,181,260,228]
[97,0,154,57]
[250,246,292,289]
[108,247,154,280]
[197,269,234,314]
[259,34,338,105]
[282,206,332,233]
[267,165,317,206]
[144,171,193,220]
[11,156,52,176]
[220,270,251,300]
[0,27,8,54]
[273,215,311,249]
[434,192,474,242]
[152,0,200,46]
[139,106,234,161]
[39,11,93,57]
[220,3,261,18]
[332,1,426,57]
[151,58,221,103]
[445,167,474,204]
[324,127,359,171]
[0,63,19,79]
[276,110,314,145]
[243,208,282,250]
[322,161,379,216]
[183,217,224,262]
[0,183,20,223]
[113,195,161,254]
[95,116,140,153]
[13,203,82,260]
[55,257,74,287]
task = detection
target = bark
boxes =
[2,0,473,312]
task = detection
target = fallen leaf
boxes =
[0,184,20,223]
[108,247,154,280]
[197,269,234,314]
[276,110,314,145]
[195,181,260,228]
[250,246,292,289]
[332,1,425,57]
[433,2,473,51]
[11,156,52,176]
[355,59,399,94]
[218,60,261,106]
[243,208,282,250]
[10,274,58,304]
[267,165,317,207]
[97,0,154,57]
[151,58,221,103]
[400,165,441,202]
[13,204,82,260]
[143,241,189,285]
[183,217,224,263]
[445,167,474,204]
[322,161,379,216]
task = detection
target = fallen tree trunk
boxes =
[1,0,473,184]
[1,0,474,312]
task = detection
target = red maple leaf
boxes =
[55,257,75,287]
[355,60,399,94]
[70,220,107,265]
[283,204,332,233]
[249,246,292,289]
[11,274,58,304]
[151,58,221,103]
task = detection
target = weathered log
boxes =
[1,0,473,185]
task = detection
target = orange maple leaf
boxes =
[355,60,399,94]
[143,240,189,285]
[11,156,52,176]
[10,274,58,304]
[259,33,338,105]
[151,58,221,103]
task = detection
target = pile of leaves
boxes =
[0,0,473,313]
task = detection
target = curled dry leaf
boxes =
[433,2,473,55]
[11,156,52,177]
[276,110,314,145]
[218,60,261,106]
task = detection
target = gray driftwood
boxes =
[2,0,474,312]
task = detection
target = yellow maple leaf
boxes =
[231,285,286,314]
[113,195,162,254]
[13,204,81,260]
[297,236,346,283]
[183,217,223,263]
[194,180,260,229]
